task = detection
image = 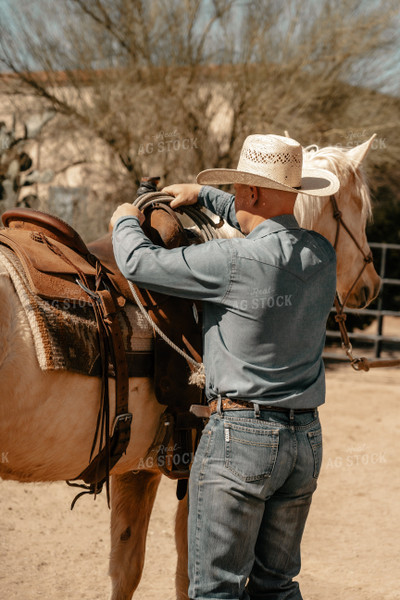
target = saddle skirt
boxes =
[0,245,154,376]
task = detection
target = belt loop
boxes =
[314,408,318,418]
[253,403,260,418]
[289,409,295,431]
[217,394,222,416]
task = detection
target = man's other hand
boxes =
[162,184,202,209]
[110,204,145,229]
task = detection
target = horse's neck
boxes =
[217,221,243,239]
[295,192,327,227]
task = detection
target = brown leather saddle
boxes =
[1,207,134,303]
[0,206,205,503]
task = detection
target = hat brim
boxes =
[196,167,339,197]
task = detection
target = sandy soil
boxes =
[0,363,399,600]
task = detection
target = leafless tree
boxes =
[0,0,399,229]
[0,111,56,211]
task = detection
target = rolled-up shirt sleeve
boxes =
[112,215,232,302]
[198,186,240,231]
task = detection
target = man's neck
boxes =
[242,209,295,234]
[235,186,297,235]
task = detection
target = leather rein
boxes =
[330,195,400,370]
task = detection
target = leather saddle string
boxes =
[38,235,111,488]
[37,234,130,504]
[73,285,130,505]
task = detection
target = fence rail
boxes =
[324,242,400,361]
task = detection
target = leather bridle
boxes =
[331,193,374,308]
[329,195,400,370]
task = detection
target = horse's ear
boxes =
[346,134,376,167]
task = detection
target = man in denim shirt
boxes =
[111,135,339,600]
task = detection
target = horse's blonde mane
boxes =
[295,144,373,230]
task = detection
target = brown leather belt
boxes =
[209,397,316,414]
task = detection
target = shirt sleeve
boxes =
[197,186,240,231]
[112,215,232,302]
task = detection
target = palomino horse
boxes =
[0,136,381,600]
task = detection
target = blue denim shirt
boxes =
[112,186,337,408]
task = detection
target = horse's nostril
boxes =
[359,285,378,307]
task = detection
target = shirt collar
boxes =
[246,214,301,240]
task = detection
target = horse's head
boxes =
[296,136,381,308]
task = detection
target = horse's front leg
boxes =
[175,493,189,600]
[109,470,161,600]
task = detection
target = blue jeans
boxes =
[188,408,322,600]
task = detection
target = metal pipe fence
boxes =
[324,242,400,360]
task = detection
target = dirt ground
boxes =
[0,360,399,600]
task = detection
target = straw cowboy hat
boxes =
[197,134,340,196]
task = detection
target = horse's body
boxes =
[0,137,381,600]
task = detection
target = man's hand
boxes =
[109,203,145,229]
[162,184,202,209]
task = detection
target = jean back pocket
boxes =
[224,421,279,482]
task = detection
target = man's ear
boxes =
[250,186,259,206]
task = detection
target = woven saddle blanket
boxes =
[0,246,154,377]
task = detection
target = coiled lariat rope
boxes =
[133,191,223,242]
[128,192,225,387]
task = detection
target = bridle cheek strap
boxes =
[330,195,400,370]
